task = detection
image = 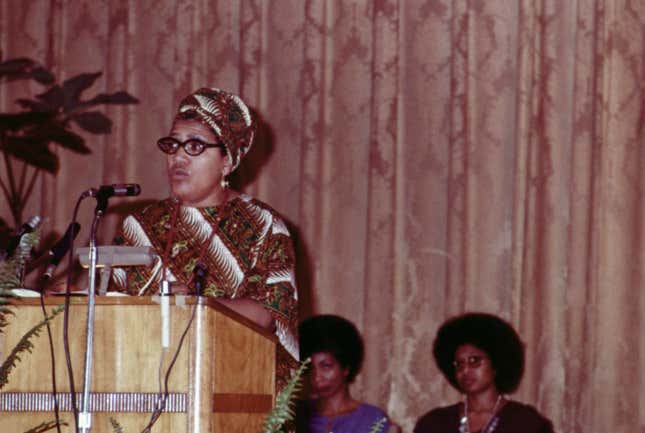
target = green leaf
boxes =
[15,98,53,113]
[29,67,55,85]
[35,85,65,109]
[261,358,310,433]
[109,417,125,433]
[368,417,388,433]
[88,91,139,105]
[0,58,35,75]
[0,58,54,84]
[62,72,102,109]
[0,112,53,131]
[71,110,112,134]
[0,306,16,316]
[0,305,64,389]
[21,419,68,433]
[2,137,59,173]
[26,123,90,154]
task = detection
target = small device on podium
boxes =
[76,246,157,294]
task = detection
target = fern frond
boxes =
[260,357,310,433]
[0,288,18,302]
[0,305,64,389]
[368,416,388,433]
[0,305,15,332]
[109,416,126,433]
[22,419,68,433]
[0,229,40,290]
[0,288,17,334]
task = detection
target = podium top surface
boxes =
[10,295,277,342]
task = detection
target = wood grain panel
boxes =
[0,296,276,433]
[212,393,273,412]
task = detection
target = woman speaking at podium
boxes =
[111,87,299,389]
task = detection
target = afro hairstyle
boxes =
[433,312,525,394]
[298,314,364,383]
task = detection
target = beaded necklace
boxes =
[458,395,502,433]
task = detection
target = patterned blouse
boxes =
[112,194,299,387]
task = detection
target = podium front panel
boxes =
[0,296,276,433]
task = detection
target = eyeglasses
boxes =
[157,136,225,156]
[453,355,487,370]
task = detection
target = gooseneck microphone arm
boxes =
[78,183,141,433]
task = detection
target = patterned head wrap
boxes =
[177,87,254,172]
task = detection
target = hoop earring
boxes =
[220,176,229,189]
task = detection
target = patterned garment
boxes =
[177,87,254,172]
[112,194,299,390]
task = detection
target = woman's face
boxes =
[454,343,497,396]
[165,118,231,207]
[309,352,349,400]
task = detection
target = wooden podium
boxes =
[0,296,276,433]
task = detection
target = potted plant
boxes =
[0,54,138,231]
[0,54,138,288]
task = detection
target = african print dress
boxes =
[112,194,299,389]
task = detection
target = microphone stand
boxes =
[79,194,108,433]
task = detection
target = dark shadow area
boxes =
[231,107,314,318]
[0,217,13,252]
[230,107,275,191]
[284,218,314,320]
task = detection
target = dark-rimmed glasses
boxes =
[157,136,225,156]
[453,355,487,370]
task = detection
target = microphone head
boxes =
[42,222,82,279]
[21,215,42,233]
[50,222,81,265]
[96,183,142,197]
[194,262,207,277]
[2,215,42,259]
[130,184,142,196]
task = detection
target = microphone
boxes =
[193,263,207,296]
[85,183,141,214]
[86,183,141,198]
[42,222,81,280]
[2,215,42,259]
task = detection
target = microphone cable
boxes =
[41,186,138,433]
[140,297,199,433]
[38,292,63,433]
[37,220,82,433]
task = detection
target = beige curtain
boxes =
[1,1,643,432]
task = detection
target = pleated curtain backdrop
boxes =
[0,1,643,432]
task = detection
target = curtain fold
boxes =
[1,1,643,432]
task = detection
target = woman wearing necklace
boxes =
[296,315,392,433]
[112,87,299,391]
[414,313,554,433]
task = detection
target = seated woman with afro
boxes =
[296,314,393,433]
[414,312,554,433]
